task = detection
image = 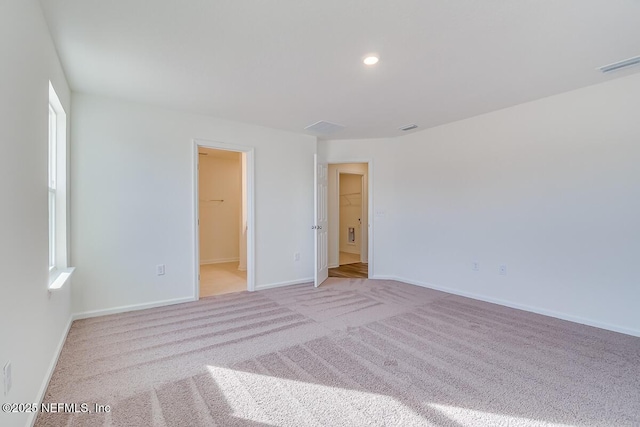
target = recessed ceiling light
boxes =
[363,56,379,65]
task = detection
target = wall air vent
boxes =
[399,124,418,131]
[304,120,346,135]
[598,55,640,73]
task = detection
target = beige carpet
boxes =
[36,279,640,426]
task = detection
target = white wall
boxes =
[198,152,241,264]
[0,1,72,426]
[321,72,640,336]
[71,94,316,314]
[320,144,395,278]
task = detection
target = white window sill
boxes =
[48,267,75,291]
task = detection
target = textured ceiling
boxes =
[40,0,640,139]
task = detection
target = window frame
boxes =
[48,82,74,290]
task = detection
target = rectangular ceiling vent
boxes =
[599,55,640,73]
[304,120,346,135]
[399,124,418,131]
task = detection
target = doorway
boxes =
[339,173,363,265]
[194,140,255,298]
[327,163,369,279]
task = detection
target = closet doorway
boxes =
[195,141,254,297]
[328,163,369,279]
[339,173,364,264]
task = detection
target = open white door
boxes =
[314,154,329,287]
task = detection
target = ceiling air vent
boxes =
[304,120,346,135]
[399,124,418,131]
[599,55,640,73]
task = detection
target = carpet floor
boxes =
[36,279,640,426]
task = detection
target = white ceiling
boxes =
[39,0,640,139]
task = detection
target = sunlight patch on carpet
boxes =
[429,403,577,427]
[206,365,430,425]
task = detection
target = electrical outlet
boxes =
[3,361,11,395]
[499,265,507,275]
[472,261,480,271]
[156,264,165,275]
[294,252,300,262]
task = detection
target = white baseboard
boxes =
[200,257,239,265]
[392,275,640,338]
[329,263,339,269]
[28,316,73,427]
[370,274,396,280]
[340,249,359,255]
[72,296,196,320]
[255,277,314,291]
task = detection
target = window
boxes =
[48,103,57,270]
[48,82,74,289]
